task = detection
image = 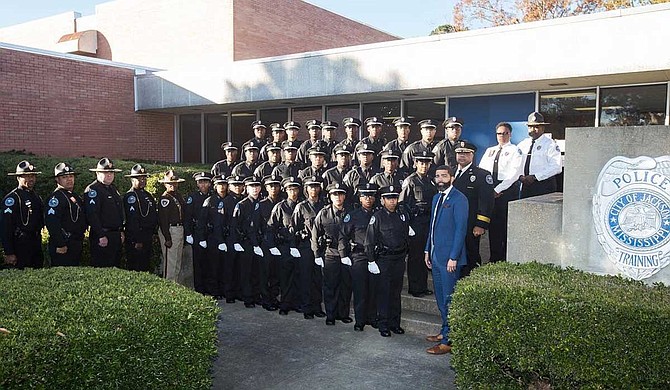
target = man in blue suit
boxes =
[424,165,469,354]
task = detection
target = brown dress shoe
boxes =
[425,334,443,342]
[426,344,451,355]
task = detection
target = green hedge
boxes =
[450,262,670,389]
[0,267,219,389]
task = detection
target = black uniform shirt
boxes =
[197,193,230,245]
[231,195,262,246]
[272,161,303,179]
[45,187,87,248]
[211,159,239,178]
[267,198,298,248]
[338,206,374,260]
[291,198,324,249]
[364,206,410,260]
[399,172,437,226]
[184,190,210,240]
[85,181,124,237]
[311,204,347,257]
[123,188,158,244]
[453,164,495,230]
[1,187,44,255]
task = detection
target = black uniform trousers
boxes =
[278,245,300,311]
[125,238,152,272]
[351,253,377,326]
[406,220,430,294]
[259,246,280,307]
[376,253,406,332]
[13,233,44,269]
[460,231,481,279]
[520,176,556,199]
[322,253,352,321]
[224,250,241,301]
[49,239,83,267]
[489,182,519,263]
[192,244,208,294]
[239,243,260,305]
[298,246,323,314]
[89,231,122,268]
[205,244,225,297]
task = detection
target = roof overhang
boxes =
[56,30,98,55]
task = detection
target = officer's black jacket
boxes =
[184,190,209,240]
[322,166,350,188]
[290,198,324,249]
[399,172,437,226]
[123,188,158,244]
[338,206,375,261]
[84,181,124,238]
[254,161,279,178]
[343,165,379,194]
[311,204,347,258]
[433,138,459,169]
[230,195,262,246]
[196,193,230,245]
[256,196,279,247]
[402,139,437,171]
[364,206,410,261]
[232,160,260,178]
[298,165,326,181]
[1,187,44,255]
[45,187,87,248]
[266,198,298,248]
[272,161,303,179]
[211,159,239,178]
[453,165,495,230]
[223,193,244,245]
[370,170,407,189]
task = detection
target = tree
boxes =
[429,24,460,35]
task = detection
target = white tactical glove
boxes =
[408,226,416,237]
[253,246,264,257]
[341,256,352,266]
[290,248,301,258]
[199,240,207,249]
[269,247,281,256]
[185,235,194,245]
[368,261,381,274]
[218,243,227,252]
[234,243,244,252]
[314,257,324,267]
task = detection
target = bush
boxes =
[0,267,219,389]
[450,262,670,389]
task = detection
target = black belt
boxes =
[382,248,407,256]
[170,223,183,226]
[102,228,123,232]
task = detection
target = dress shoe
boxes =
[325,318,336,325]
[425,334,443,342]
[423,289,433,296]
[390,327,405,335]
[264,304,278,312]
[214,295,224,300]
[354,323,365,331]
[426,344,451,355]
[279,309,289,315]
[410,291,427,298]
[339,317,353,324]
[304,313,314,320]
[366,321,379,329]
[379,330,392,337]
[244,303,255,308]
[314,311,326,318]
[226,298,236,304]
[294,308,303,313]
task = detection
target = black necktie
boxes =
[492,147,503,180]
[455,169,463,180]
[524,139,536,176]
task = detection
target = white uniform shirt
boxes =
[517,134,562,182]
[479,142,522,193]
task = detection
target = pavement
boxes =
[212,300,456,389]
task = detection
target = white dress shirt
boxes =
[479,142,523,193]
[517,134,562,182]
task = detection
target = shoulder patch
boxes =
[88,190,97,198]
[161,199,170,208]
[48,197,59,207]
[127,195,137,204]
[486,175,494,185]
[186,196,193,204]
[4,197,15,207]
[369,215,376,225]
[218,201,224,209]
[343,214,351,223]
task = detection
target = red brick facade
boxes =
[233,0,398,60]
[0,48,174,161]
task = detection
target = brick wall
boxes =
[0,48,175,161]
[233,0,399,60]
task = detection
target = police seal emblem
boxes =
[48,197,59,207]
[593,156,670,280]
[127,195,136,204]
[5,197,15,207]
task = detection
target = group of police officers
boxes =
[1,111,562,343]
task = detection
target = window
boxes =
[404,99,446,142]
[180,114,201,163]
[230,111,256,146]
[599,84,667,127]
[326,104,359,141]
[540,89,597,140]
[291,106,322,141]
[362,101,401,143]
[205,113,228,163]
[260,108,288,126]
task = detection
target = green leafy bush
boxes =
[450,262,670,389]
[0,267,219,389]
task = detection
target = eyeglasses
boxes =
[496,132,510,135]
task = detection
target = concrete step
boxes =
[400,309,442,336]
[400,291,440,316]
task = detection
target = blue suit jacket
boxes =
[424,188,469,266]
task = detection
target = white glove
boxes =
[341,256,352,266]
[290,248,301,258]
[315,257,324,267]
[368,261,380,274]
[218,243,227,252]
[234,243,244,252]
[253,246,264,257]
[269,247,281,256]
[185,235,194,245]
[199,240,207,248]
[408,226,416,237]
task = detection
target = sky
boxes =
[0,0,456,38]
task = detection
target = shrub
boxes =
[0,267,219,389]
[450,262,670,389]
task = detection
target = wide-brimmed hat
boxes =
[125,163,149,177]
[89,157,122,172]
[8,160,41,176]
[52,162,79,177]
[527,112,550,126]
[158,169,185,183]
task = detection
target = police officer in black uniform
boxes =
[223,174,247,303]
[243,120,268,161]
[312,183,352,325]
[2,161,44,269]
[339,183,379,331]
[452,141,495,278]
[320,121,339,166]
[233,141,262,177]
[336,117,361,161]
[298,142,328,181]
[343,143,380,201]
[267,176,302,315]
[297,120,322,166]
[260,123,286,161]
[386,117,412,172]
[433,117,463,169]
[197,175,230,300]
[322,144,351,189]
[184,171,212,294]
[255,142,283,178]
[85,158,124,268]
[402,119,438,173]
[45,162,87,267]
[257,174,283,311]
[211,142,240,178]
[272,140,303,179]
[365,185,411,337]
[291,175,326,319]
[399,151,437,297]
[357,117,387,168]
[370,148,407,189]
[123,164,158,272]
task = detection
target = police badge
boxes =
[593,156,670,280]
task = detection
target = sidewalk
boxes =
[212,301,456,389]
